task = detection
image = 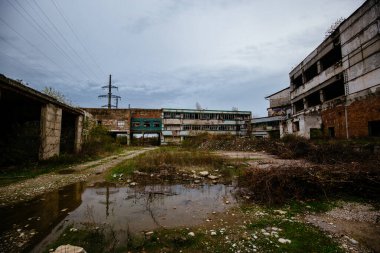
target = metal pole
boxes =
[108,74,111,109]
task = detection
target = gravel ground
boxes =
[0,147,156,207]
[305,202,380,253]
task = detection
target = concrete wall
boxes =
[39,103,62,160]
[74,115,84,153]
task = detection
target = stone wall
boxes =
[39,103,62,160]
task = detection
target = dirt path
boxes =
[0,147,156,207]
[214,150,311,168]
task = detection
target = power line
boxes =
[31,0,102,80]
[5,0,93,82]
[51,0,106,77]
[0,17,80,83]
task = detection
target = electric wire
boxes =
[5,0,93,82]
[0,17,81,84]
[31,0,102,80]
[51,0,107,77]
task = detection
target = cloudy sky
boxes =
[0,0,364,116]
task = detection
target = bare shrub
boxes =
[239,163,380,205]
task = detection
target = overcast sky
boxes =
[0,0,364,116]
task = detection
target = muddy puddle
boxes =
[0,181,238,252]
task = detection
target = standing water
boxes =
[0,181,237,252]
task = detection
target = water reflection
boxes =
[0,183,84,253]
[1,182,237,252]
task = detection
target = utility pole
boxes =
[98,74,121,108]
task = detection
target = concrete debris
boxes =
[54,244,87,253]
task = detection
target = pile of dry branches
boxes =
[239,163,380,204]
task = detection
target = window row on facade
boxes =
[163,112,250,120]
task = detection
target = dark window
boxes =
[368,121,380,137]
[323,77,345,101]
[328,127,335,138]
[144,121,150,128]
[97,120,102,125]
[304,63,318,82]
[320,44,342,71]
[306,91,321,107]
[292,74,303,89]
[294,100,304,113]
[153,122,160,128]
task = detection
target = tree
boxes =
[42,86,72,105]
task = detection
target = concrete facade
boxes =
[280,0,380,139]
[251,87,290,138]
[161,108,251,144]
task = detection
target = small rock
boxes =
[130,182,137,186]
[225,200,230,204]
[278,238,291,244]
[145,231,154,236]
[208,175,218,180]
[274,210,287,215]
[210,231,217,236]
[194,180,201,184]
[188,232,195,237]
[199,171,209,177]
[61,208,68,212]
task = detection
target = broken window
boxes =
[328,127,335,138]
[144,121,150,128]
[97,120,102,125]
[306,91,321,107]
[132,122,140,127]
[294,100,304,113]
[304,62,318,82]
[320,44,342,71]
[292,74,303,89]
[323,77,345,101]
[368,121,380,137]
[153,122,160,128]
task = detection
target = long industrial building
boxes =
[82,108,251,144]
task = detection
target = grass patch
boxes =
[246,217,344,253]
[107,147,244,182]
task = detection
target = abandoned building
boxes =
[0,75,84,165]
[82,108,162,144]
[161,108,251,144]
[275,0,380,139]
[251,87,290,138]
